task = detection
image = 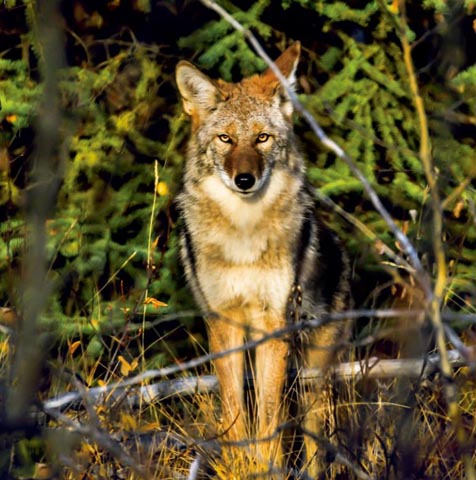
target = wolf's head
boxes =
[176,42,302,196]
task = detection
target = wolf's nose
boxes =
[234,173,255,191]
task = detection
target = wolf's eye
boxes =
[256,133,270,143]
[218,134,232,143]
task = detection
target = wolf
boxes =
[175,42,350,469]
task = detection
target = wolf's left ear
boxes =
[265,41,301,88]
[262,41,301,119]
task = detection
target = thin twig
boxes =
[397,2,475,477]
[298,425,373,480]
[444,324,476,367]
[141,159,161,374]
[440,167,476,210]
[84,250,137,307]
[314,190,412,270]
[44,405,150,479]
[45,308,397,403]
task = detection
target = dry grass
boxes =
[43,334,474,480]
[2,301,475,479]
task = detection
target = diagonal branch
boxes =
[43,405,150,479]
[199,0,432,299]
[195,2,474,477]
[42,306,476,413]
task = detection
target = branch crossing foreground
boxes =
[44,347,468,413]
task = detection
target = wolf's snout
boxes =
[234,173,256,191]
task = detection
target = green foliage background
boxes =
[0,0,475,358]
[1,0,476,359]
[0,0,476,475]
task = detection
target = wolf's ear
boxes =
[262,41,301,90]
[176,61,221,119]
[262,42,301,119]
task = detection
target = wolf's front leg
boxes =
[254,321,288,466]
[207,312,246,443]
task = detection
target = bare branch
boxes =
[41,307,476,413]
[444,324,476,367]
[44,348,469,413]
[43,308,405,411]
[43,406,150,479]
[298,426,373,480]
[314,190,412,270]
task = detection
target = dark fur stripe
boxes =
[181,222,198,280]
[316,220,346,308]
[294,206,313,285]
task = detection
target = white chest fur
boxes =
[185,171,299,315]
[200,173,287,231]
[199,262,294,315]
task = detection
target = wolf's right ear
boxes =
[176,61,221,118]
